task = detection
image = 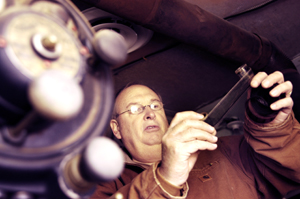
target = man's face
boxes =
[111,85,169,163]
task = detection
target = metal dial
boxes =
[5,11,84,80]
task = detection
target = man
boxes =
[91,71,300,198]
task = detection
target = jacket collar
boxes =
[123,150,154,170]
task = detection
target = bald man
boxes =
[91,71,300,199]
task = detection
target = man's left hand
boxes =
[250,71,293,125]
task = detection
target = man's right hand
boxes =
[158,111,218,187]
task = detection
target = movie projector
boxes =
[0,0,126,198]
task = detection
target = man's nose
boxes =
[143,106,156,120]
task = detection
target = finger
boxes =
[169,119,216,136]
[251,72,267,88]
[260,71,284,89]
[179,128,218,143]
[182,140,218,153]
[251,71,284,88]
[269,81,293,98]
[270,97,294,111]
[169,111,205,129]
[269,98,293,125]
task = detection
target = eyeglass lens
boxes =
[129,101,162,114]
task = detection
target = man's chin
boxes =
[144,134,163,145]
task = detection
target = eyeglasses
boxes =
[115,101,163,118]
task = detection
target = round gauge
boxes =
[5,11,84,80]
[0,4,115,198]
[0,5,115,170]
[0,8,86,120]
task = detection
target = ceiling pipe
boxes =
[83,0,300,120]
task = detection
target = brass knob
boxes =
[42,35,58,51]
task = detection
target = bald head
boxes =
[110,84,169,163]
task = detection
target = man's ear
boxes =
[110,119,122,139]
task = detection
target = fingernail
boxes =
[271,103,276,109]
[270,90,277,96]
[213,136,218,142]
[263,80,270,87]
[252,81,259,87]
[198,114,204,119]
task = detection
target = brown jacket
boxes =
[91,113,300,199]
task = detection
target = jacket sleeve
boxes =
[90,162,189,199]
[243,111,300,196]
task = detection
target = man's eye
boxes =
[130,105,142,114]
[151,103,160,110]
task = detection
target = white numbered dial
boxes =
[5,12,83,79]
